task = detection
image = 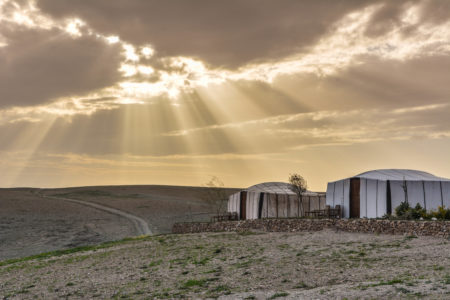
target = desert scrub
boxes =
[268,291,289,299]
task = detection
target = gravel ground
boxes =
[0,230,449,299]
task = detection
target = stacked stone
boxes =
[172,219,450,237]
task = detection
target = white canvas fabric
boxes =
[327,169,450,218]
[334,180,344,209]
[376,180,387,217]
[442,181,450,208]
[424,181,443,210]
[343,179,350,218]
[246,191,259,220]
[406,181,425,208]
[366,179,378,218]
[354,169,448,181]
[389,180,407,211]
[326,182,335,207]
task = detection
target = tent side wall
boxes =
[359,179,387,218]
[326,180,350,218]
[442,181,450,208]
[424,181,443,210]
[228,192,241,217]
[326,182,336,207]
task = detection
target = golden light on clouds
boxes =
[0,0,449,189]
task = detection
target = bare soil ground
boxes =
[0,230,449,299]
[0,185,238,260]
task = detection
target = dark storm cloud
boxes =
[36,0,377,68]
[364,0,450,37]
[0,24,122,108]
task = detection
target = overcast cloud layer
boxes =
[0,0,449,189]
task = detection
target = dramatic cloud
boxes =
[0,0,449,189]
[36,0,376,68]
[0,26,122,108]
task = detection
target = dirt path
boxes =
[44,196,152,236]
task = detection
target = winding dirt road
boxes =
[44,196,152,236]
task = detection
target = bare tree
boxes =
[204,176,229,217]
[289,173,308,216]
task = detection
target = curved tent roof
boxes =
[353,169,450,181]
[246,182,319,195]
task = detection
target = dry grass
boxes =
[0,230,449,299]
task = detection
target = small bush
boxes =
[394,202,450,220]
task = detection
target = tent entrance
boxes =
[240,191,247,220]
[350,178,360,218]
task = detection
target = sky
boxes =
[0,0,449,191]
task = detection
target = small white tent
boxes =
[326,169,450,218]
[228,182,326,220]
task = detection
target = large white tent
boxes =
[228,182,326,220]
[326,169,450,218]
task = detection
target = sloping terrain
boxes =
[0,230,449,299]
[0,185,239,260]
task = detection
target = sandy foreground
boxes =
[0,230,449,299]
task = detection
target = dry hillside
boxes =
[0,185,239,260]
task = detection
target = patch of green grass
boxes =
[359,278,404,290]
[443,274,450,284]
[66,282,75,287]
[433,265,445,271]
[0,235,155,267]
[294,281,311,289]
[268,291,289,299]
[149,259,163,267]
[182,279,208,289]
[237,231,261,236]
[234,257,264,268]
[277,244,290,250]
[193,257,210,266]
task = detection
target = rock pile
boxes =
[172,218,450,237]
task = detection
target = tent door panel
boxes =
[258,193,264,219]
[240,192,247,220]
[350,178,360,218]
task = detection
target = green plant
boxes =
[395,201,410,218]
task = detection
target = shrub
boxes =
[395,201,410,217]
[394,202,450,220]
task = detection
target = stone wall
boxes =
[172,219,450,238]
